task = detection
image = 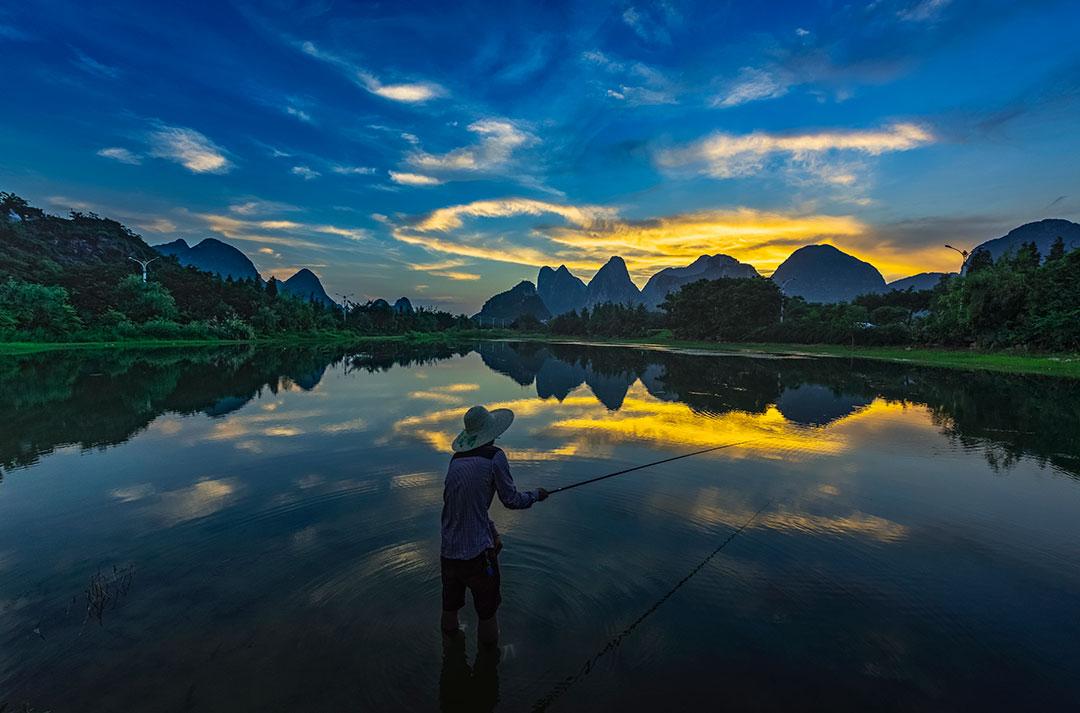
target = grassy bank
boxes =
[520,335,1080,378]
[5,331,1078,378]
[0,330,498,356]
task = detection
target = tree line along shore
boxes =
[2,192,1079,378]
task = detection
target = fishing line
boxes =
[530,499,772,712]
[548,441,753,495]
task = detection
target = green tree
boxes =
[0,278,82,339]
[115,274,178,323]
[663,277,781,341]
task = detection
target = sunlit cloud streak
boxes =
[147,125,232,174]
[97,147,142,164]
[656,122,934,180]
[407,119,534,173]
[389,171,443,186]
[300,40,445,103]
[199,213,368,248]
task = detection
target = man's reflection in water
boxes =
[439,631,501,713]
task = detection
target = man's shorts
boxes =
[441,549,501,620]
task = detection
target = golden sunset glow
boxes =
[393,202,956,284]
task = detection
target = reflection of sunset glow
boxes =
[153,477,240,525]
[551,386,847,459]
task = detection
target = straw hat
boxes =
[451,405,515,452]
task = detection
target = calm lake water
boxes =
[2,341,1079,711]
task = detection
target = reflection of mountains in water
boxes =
[479,342,655,410]
[476,341,1080,477]
[3,340,1079,480]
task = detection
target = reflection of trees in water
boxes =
[0,345,349,475]
[348,342,472,374]
[4,340,1078,480]
[487,342,1080,478]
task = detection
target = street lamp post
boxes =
[128,256,159,283]
[778,279,793,324]
[944,244,971,272]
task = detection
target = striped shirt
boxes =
[441,444,537,560]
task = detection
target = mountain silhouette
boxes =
[640,254,758,310]
[771,244,886,303]
[537,264,587,315]
[585,256,641,308]
[393,297,414,314]
[155,237,261,281]
[281,268,335,306]
[474,280,551,323]
[969,218,1080,267]
[888,272,951,292]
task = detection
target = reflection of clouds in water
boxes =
[264,426,303,437]
[392,472,439,489]
[551,386,847,459]
[667,487,908,543]
[290,526,319,551]
[321,418,369,434]
[409,390,467,404]
[110,483,156,502]
[151,477,242,525]
[150,418,183,436]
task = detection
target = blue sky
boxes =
[3,0,1079,312]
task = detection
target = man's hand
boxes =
[537,488,549,502]
[493,535,503,555]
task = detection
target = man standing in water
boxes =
[441,405,548,645]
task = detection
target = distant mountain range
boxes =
[474,280,551,323]
[155,238,261,281]
[771,244,887,304]
[153,238,339,307]
[640,254,758,309]
[585,256,641,309]
[887,272,952,292]
[280,268,336,306]
[152,216,1080,320]
[968,218,1080,269]
[537,265,586,315]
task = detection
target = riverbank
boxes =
[4,332,1078,378]
[524,336,1080,379]
[0,330,485,356]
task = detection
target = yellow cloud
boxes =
[199,213,368,247]
[389,171,443,186]
[658,122,934,178]
[430,270,481,281]
[410,198,616,232]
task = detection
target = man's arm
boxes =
[492,451,547,509]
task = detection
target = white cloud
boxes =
[583,50,677,106]
[656,122,934,179]
[408,197,616,233]
[291,165,320,180]
[300,40,445,104]
[97,147,142,165]
[229,199,301,216]
[389,171,443,186]
[713,67,791,108]
[796,27,810,37]
[286,105,312,122]
[72,48,119,79]
[898,0,952,22]
[147,125,232,174]
[407,119,534,173]
[401,132,420,145]
[331,165,377,175]
[621,2,681,44]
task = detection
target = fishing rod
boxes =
[548,440,752,496]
